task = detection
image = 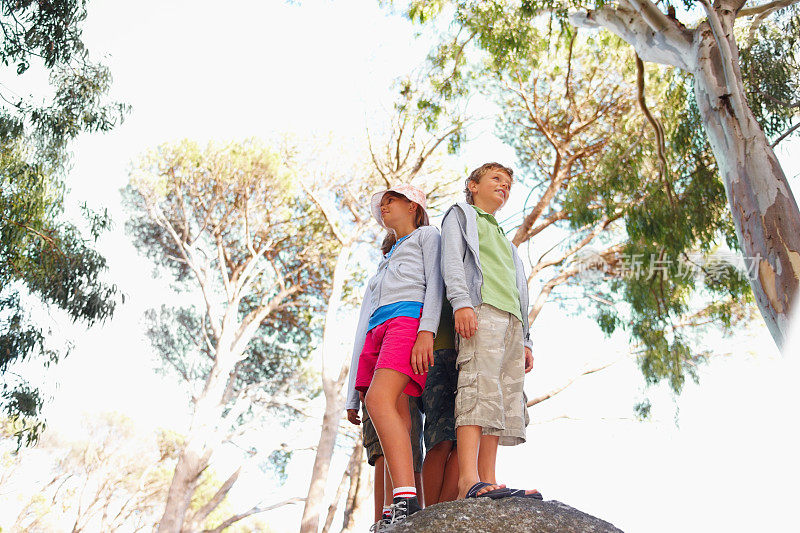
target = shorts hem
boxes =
[455,416,525,441]
[374,364,425,397]
[424,434,457,452]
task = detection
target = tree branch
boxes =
[203,497,306,533]
[146,202,221,339]
[527,359,621,406]
[189,467,242,528]
[321,438,362,533]
[738,0,799,17]
[772,121,800,148]
[570,4,692,70]
[302,182,348,245]
[635,54,675,207]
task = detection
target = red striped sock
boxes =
[392,486,416,499]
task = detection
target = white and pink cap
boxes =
[370,183,430,230]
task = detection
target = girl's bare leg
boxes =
[365,368,415,491]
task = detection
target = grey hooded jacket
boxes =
[344,225,444,410]
[440,202,533,351]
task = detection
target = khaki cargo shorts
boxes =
[455,304,529,446]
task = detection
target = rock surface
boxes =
[386,497,623,533]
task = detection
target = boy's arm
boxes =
[440,210,473,313]
[516,250,534,352]
[418,228,443,335]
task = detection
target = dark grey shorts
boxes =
[362,396,424,473]
[421,348,458,451]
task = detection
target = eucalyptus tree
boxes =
[571,0,800,350]
[493,32,754,396]
[399,0,800,348]
[0,0,128,446]
[387,2,757,399]
[124,140,335,533]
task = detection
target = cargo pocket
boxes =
[455,350,478,418]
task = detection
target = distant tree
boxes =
[124,139,334,532]
[2,413,273,532]
[0,0,128,446]
[3,412,167,532]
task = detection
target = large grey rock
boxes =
[387,497,623,533]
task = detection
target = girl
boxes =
[349,183,443,526]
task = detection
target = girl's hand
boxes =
[454,307,478,339]
[524,346,534,373]
[411,331,435,375]
[346,409,361,425]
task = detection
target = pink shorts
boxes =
[355,316,426,397]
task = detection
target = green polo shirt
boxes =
[473,205,522,322]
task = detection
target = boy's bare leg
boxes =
[478,434,541,497]
[365,369,415,490]
[440,446,459,502]
[374,455,385,522]
[456,425,505,498]
[477,434,500,484]
[422,440,453,505]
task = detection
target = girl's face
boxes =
[380,193,416,230]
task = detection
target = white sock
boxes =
[392,486,416,499]
[382,506,391,517]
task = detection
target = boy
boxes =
[440,162,542,500]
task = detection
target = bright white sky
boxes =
[4,1,800,532]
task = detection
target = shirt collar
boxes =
[472,205,502,228]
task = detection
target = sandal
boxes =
[465,481,512,499]
[505,488,543,500]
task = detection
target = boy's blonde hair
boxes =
[464,162,515,205]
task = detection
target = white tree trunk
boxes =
[692,21,800,346]
[571,0,800,347]
[157,435,208,532]
[157,348,236,532]
[300,245,354,533]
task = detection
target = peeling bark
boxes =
[691,20,800,346]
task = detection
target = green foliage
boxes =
[265,448,293,484]
[397,0,758,399]
[0,0,127,447]
[739,6,800,142]
[633,398,652,420]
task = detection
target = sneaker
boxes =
[389,496,421,525]
[368,517,390,532]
